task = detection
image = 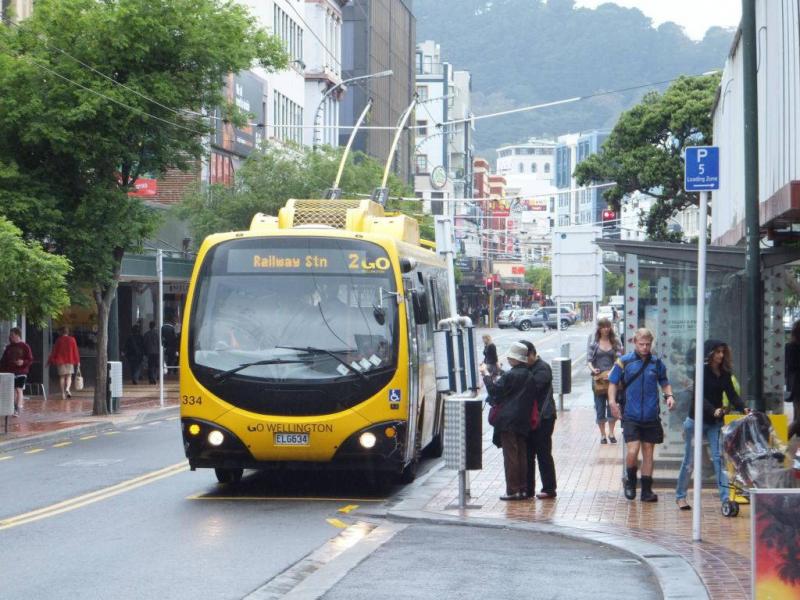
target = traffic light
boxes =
[602,209,618,238]
[485,277,494,291]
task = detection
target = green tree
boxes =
[525,266,551,296]
[0,217,71,325]
[0,0,286,414]
[604,271,623,301]
[177,144,416,244]
[574,74,720,240]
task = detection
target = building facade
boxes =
[341,0,416,183]
[413,40,474,211]
[554,131,609,228]
[1,0,32,21]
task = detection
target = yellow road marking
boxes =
[24,448,44,454]
[338,504,359,514]
[0,461,188,530]
[79,435,97,441]
[0,455,12,461]
[187,495,384,502]
[103,431,120,436]
[52,442,72,448]
[326,518,348,529]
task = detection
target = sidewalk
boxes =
[402,397,752,600]
[0,379,179,451]
[1,377,753,599]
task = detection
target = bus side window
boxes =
[427,275,439,322]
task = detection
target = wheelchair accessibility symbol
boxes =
[389,388,401,403]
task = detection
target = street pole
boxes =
[742,0,763,410]
[692,191,709,542]
[313,70,392,149]
[157,249,164,408]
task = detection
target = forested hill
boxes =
[414,0,734,157]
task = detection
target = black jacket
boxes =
[483,363,535,434]
[690,364,744,425]
[529,358,556,421]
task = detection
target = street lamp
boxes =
[313,69,393,149]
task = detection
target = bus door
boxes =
[403,276,420,463]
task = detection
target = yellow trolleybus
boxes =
[180,199,449,483]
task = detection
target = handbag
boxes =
[592,370,611,394]
[488,403,503,426]
[74,366,84,391]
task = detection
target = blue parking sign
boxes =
[685,146,720,191]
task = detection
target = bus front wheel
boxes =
[215,468,243,484]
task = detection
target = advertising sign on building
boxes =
[213,71,266,158]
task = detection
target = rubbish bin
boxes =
[107,360,123,413]
[551,357,572,395]
[0,373,14,432]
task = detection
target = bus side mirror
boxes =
[411,290,430,325]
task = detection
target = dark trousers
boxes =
[500,431,528,495]
[129,358,143,384]
[526,417,557,496]
[147,354,160,383]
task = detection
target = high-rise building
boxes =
[1,0,33,22]
[554,131,610,228]
[341,0,416,183]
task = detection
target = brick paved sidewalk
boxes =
[0,380,179,443]
[426,405,753,600]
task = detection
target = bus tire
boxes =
[215,468,243,484]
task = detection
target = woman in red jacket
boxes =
[47,326,80,400]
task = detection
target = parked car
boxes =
[597,305,614,321]
[496,309,517,328]
[515,307,577,331]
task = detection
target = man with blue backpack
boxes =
[608,328,675,502]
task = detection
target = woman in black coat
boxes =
[482,341,535,501]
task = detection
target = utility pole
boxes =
[742,0,763,410]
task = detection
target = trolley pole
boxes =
[157,249,164,409]
[691,191,709,542]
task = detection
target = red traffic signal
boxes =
[602,209,616,221]
[485,277,494,291]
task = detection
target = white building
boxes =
[413,40,474,211]
[496,138,558,263]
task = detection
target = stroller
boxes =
[720,411,793,517]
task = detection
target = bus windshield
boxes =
[189,237,398,382]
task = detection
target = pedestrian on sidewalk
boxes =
[123,324,145,385]
[588,318,622,444]
[0,327,33,416]
[481,341,535,501]
[46,326,80,400]
[481,334,500,376]
[608,328,675,502]
[520,340,557,499]
[785,321,800,440]
[675,340,747,510]
[143,321,160,384]
[161,311,179,371]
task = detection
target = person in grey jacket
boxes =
[482,341,536,501]
[520,340,557,499]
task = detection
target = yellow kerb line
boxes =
[326,518,348,529]
[52,442,72,447]
[79,435,97,440]
[0,455,12,461]
[0,461,188,530]
[24,448,44,454]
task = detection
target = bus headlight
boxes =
[208,430,225,446]
[359,432,377,449]
[188,424,201,436]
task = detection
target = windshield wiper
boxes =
[213,358,313,382]
[275,345,368,381]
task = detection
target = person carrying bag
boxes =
[588,318,622,444]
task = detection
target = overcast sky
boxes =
[573,0,741,40]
